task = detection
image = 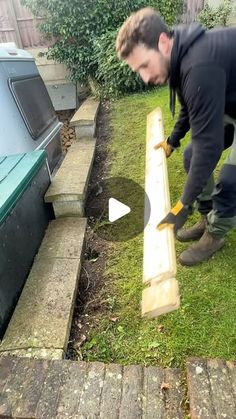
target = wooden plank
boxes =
[56,361,88,419]
[186,358,216,419]
[142,278,180,318]
[78,362,105,417]
[143,108,176,285]
[119,365,143,419]
[143,366,165,419]
[100,363,123,419]
[142,107,179,318]
[207,359,236,418]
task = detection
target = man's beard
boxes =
[150,60,170,85]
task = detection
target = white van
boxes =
[0,43,62,172]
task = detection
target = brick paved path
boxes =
[0,356,184,419]
[1,356,236,418]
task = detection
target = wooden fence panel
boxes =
[0,0,22,46]
[182,0,205,23]
[13,0,48,47]
[0,0,48,48]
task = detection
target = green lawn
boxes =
[82,87,236,368]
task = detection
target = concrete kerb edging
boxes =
[44,98,100,218]
[44,139,96,218]
[0,98,101,361]
[0,217,87,360]
[70,97,100,139]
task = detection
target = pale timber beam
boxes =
[142,107,180,318]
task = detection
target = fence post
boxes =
[7,0,23,48]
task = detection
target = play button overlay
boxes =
[109,198,131,222]
[86,176,151,242]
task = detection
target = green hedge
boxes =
[93,30,149,97]
[197,0,232,29]
[22,0,183,90]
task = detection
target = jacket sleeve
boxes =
[168,89,190,148]
[181,65,226,206]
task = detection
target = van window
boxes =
[9,76,57,140]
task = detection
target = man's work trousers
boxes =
[183,115,236,237]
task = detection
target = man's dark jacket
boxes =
[168,23,236,206]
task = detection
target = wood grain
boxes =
[142,107,180,318]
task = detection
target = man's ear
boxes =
[158,32,169,55]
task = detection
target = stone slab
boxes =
[119,365,143,419]
[45,169,90,200]
[227,360,236,398]
[164,368,184,419]
[75,124,95,139]
[143,366,165,419]
[0,348,64,360]
[187,357,236,419]
[11,358,50,419]
[100,363,123,419]
[207,359,236,418]
[62,141,97,167]
[36,360,69,419]
[70,97,100,126]
[36,217,87,260]
[0,356,18,392]
[0,257,80,352]
[65,137,96,149]
[187,358,216,418]
[0,356,18,417]
[45,140,96,204]
[53,200,84,218]
[56,361,88,419]
[0,357,33,418]
[78,362,105,417]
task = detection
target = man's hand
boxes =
[157,200,192,234]
[154,137,174,158]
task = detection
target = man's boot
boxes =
[179,230,225,266]
[176,215,206,242]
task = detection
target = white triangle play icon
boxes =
[108,198,131,222]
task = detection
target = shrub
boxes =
[93,30,148,98]
[198,0,232,29]
[22,0,183,89]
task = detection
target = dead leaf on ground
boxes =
[157,324,165,333]
[161,382,172,390]
[111,317,119,322]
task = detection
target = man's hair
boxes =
[116,7,171,59]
